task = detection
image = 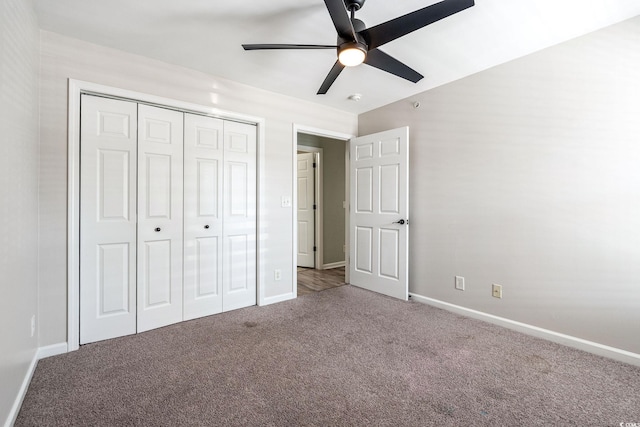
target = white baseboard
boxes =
[409,293,640,367]
[37,342,68,360]
[322,261,345,270]
[5,342,68,427]
[5,351,38,427]
[260,292,296,306]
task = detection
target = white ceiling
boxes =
[34,0,640,114]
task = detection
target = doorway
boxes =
[296,148,320,269]
[294,125,352,297]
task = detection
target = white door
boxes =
[349,127,409,300]
[222,121,257,311]
[137,104,184,332]
[80,95,138,344]
[297,152,315,268]
[183,113,224,320]
[79,97,258,343]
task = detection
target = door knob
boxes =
[394,219,407,225]
[204,225,210,229]
[155,227,161,232]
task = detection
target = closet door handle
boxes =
[155,227,161,232]
[204,225,210,229]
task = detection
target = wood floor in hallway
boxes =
[297,267,346,296]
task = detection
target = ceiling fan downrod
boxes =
[344,0,365,13]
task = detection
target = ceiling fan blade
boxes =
[323,0,357,40]
[317,60,345,94]
[364,49,424,83]
[360,0,474,50]
[243,44,336,50]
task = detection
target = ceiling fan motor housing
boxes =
[344,0,366,11]
[337,18,368,65]
[337,18,367,46]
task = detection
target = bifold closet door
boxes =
[80,95,138,345]
[183,114,224,320]
[137,105,184,332]
[80,96,256,343]
[184,115,257,316]
[222,121,257,311]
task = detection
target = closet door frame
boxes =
[67,79,266,352]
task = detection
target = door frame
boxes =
[296,145,322,270]
[67,79,266,352]
[292,125,354,294]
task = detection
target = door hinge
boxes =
[313,246,317,252]
[313,162,317,168]
[313,204,317,210]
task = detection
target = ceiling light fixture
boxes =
[338,42,366,67]
[242,0,475,94]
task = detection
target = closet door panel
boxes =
[80,95,137,344]
[195,236,219,295]
[137,105,184,332]
[222,121,257,311]
[145,154,172,217]
[143,239,172,306]
[228,234,249,291]
[183,114,224,320]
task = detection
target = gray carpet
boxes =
[16,286,640,426]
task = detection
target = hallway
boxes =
[297,267,346,297]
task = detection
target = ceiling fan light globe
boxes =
[338,45,366,67]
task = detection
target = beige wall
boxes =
[0,0,40,423]
[359,16,640,354]
[38,31,357,347]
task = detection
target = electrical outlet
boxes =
[281,196,291,208]
[274,269,282,281]
[455,276,465,291]
[492,284,502,299]
[30,315,36,338]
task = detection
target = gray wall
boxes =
[298,133,346,265]
[359,16,640,354]
[0,0,40,422]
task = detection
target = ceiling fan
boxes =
[242,0,475,94]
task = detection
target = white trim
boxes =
[67,80,81,352]
[322,261,346,270]
[36,342,69,360]
[256,114,267,307]
[294,124,355,141]
[291,130,298,298]
[4,342,69,427]
[261,292,296,306]
[410,293,640,367]
[344,142,350,284]
[313,151,323,270]
[5,351,38,427]
[68,79,266,348]
[293,124,354,292]
[297,145,323,270]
